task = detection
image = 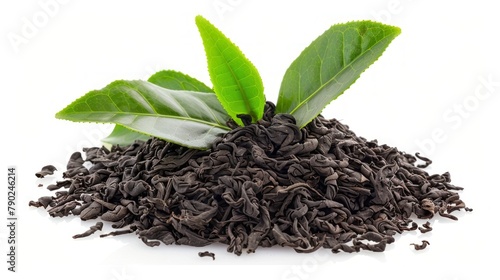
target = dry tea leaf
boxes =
[35,165,57,178]
[73,222,104,239]
[198,251,215,260]
[410,240,430,251]
[30,103,469,255]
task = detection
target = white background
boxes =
[1,0,499,279]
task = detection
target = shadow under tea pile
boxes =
[30,103,469,255]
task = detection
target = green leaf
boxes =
[276,20,401,128]
[102,70,215,146]
[56,80,231,150]
[195,15,265,126]
[102,124,150,146]
[147,70,214,93]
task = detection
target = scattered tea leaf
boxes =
[198,251,215,260]
[35,165,57,178]
[410,240,430,250]
[73,222,104,239]
[28,196,54,208]
[418,221,433,233]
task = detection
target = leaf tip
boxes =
[195,15,209,27]
[55,105,70,120]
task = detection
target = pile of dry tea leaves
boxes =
[30,103,470,255]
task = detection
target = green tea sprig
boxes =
[56,16,400,149]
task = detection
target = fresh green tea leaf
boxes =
[276,21,401,128]
[102,70,215,146]
[195,15,265,126]
[56,80,231,149]
[102,124,150,146]
[148,70,214,93]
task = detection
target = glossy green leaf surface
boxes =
[101,124,150,146]
[147,70,214,93]
[102,70,215,146]
[195,15,265,126]
[56,80,231,149]
[276,21,401,128]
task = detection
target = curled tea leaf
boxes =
[198,251,215,260]
[35,165,57,178]
[73,222,104,239]
[410,240,430,250]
